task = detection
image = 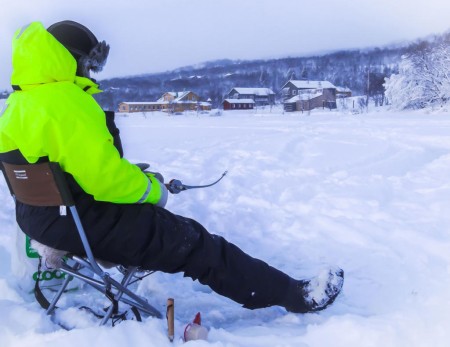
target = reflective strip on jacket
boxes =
[0,21,162,205]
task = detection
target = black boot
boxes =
[282,267,344,313]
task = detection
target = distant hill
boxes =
[6,31,450,111]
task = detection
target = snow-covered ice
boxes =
[1,106,450,346]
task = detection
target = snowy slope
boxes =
[1,107,450,347]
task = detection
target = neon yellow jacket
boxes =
[0,22,162,204]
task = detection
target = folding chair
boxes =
[1,161,162,325]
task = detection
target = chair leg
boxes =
[46,259,162,325]
[111,277,163,318]
[100,299,116,326]
[100,266,162,325]
[46,262,82,315]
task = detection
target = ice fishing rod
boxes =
[166,170,228,194]
[135,163,228,194]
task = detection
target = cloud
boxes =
[1,0,449,90]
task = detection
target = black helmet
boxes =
[47,20,109,77]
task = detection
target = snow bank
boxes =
[1,108,450,346]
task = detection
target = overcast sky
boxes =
[1,0,449,90]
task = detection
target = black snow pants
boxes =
[11,110,293,310]
[16,186,292,310]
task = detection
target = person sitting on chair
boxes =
[0,20,343,314]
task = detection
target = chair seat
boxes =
[31,239,120,270]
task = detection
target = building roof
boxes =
[283,80,337,90]
[336,86,352,93]
[285,92,324,103]
[230,88,275,96]
[285,95,309,103]
[120,101,166,105]
[157,91,196,103]
[223,98,255,104]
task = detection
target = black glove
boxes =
[135,162,150,171]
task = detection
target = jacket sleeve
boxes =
[43,94,162,204]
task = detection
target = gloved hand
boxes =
[135,162,150,171]
[145,172,168,208]
[136,164,164,185]
[146,171,164,184]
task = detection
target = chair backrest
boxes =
[1,160,103,274]
[1,161,74,207]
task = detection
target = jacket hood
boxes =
[11,22,77,88]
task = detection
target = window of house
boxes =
[292,90,297,95]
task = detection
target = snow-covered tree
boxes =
[385,44,450,109]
